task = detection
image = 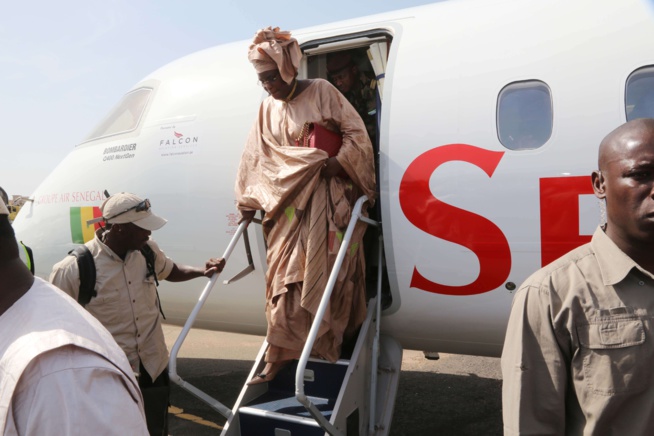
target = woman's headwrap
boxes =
[248,27,302,85]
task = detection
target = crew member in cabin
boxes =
[326,49,377,145]
[236,27,376,385]
[0,199,149,435]
[502,118,654,434]
[49,192,225,436]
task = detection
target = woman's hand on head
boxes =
[321,157,343,178]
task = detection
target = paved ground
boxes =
[163,325,503,435]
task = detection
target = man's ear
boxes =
[592,170,606,199]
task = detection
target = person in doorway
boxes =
[236,27,376,385]
[0,198,149,435]
[49,192,225,436]
[326,49,378,145]
[502,118,654,434]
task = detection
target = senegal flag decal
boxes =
[70,206,102,243]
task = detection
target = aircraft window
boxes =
[626,66,654,121]
[497,81,552,150]
[83,87,152,143]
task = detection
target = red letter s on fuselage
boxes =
[399,144,511,296]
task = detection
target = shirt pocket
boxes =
[577,317,649,396]
[87,288,122,325]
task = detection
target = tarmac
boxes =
[163,324,503,436]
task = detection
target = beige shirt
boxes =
[1,278,147,435]
[502,227,654,435]
[49,236,174,380]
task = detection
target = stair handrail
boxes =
[295,195,377,436]
[168,220,249,419]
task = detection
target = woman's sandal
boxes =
[247,372,270,386]
[246,360,291,386]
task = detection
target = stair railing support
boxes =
[369,232,383,434]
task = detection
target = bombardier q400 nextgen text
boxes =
[11,0,654,433]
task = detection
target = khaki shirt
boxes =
[50,236,174,380]
[502,227,654,435]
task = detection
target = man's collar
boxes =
[93,234,123,261]
[592,227,654,284]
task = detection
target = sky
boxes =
[0,0,434,198]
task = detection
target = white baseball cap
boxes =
[100,192,167,231]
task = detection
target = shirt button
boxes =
[133,299,136,303]
[639,281,645,286]
[128,281,131,285]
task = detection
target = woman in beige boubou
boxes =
[235,27,376,385]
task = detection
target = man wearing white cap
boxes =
[49,192,225,436]
[0,197,149,435]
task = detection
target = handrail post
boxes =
[295,195,372,436]
[168,220,249,418]
[369,232,383,434]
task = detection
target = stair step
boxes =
[266,359,349,400]
[238,413,325,436]
[239,395,331,436]
[242,394,333,418]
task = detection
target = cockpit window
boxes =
[497,80,552,150]
[82,88,152,143]
[626,66,654,121]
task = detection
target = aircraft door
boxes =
[301,32,393,306]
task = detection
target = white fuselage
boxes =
[13,0,654,357]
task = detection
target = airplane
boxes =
[11,0,654,433]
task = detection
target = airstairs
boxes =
[169,196,403,435]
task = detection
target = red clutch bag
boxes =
[296,122,343,157]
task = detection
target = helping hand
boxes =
[204,257,226,277]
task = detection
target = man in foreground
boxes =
[0,197,148,435]
[502,118,654,434]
